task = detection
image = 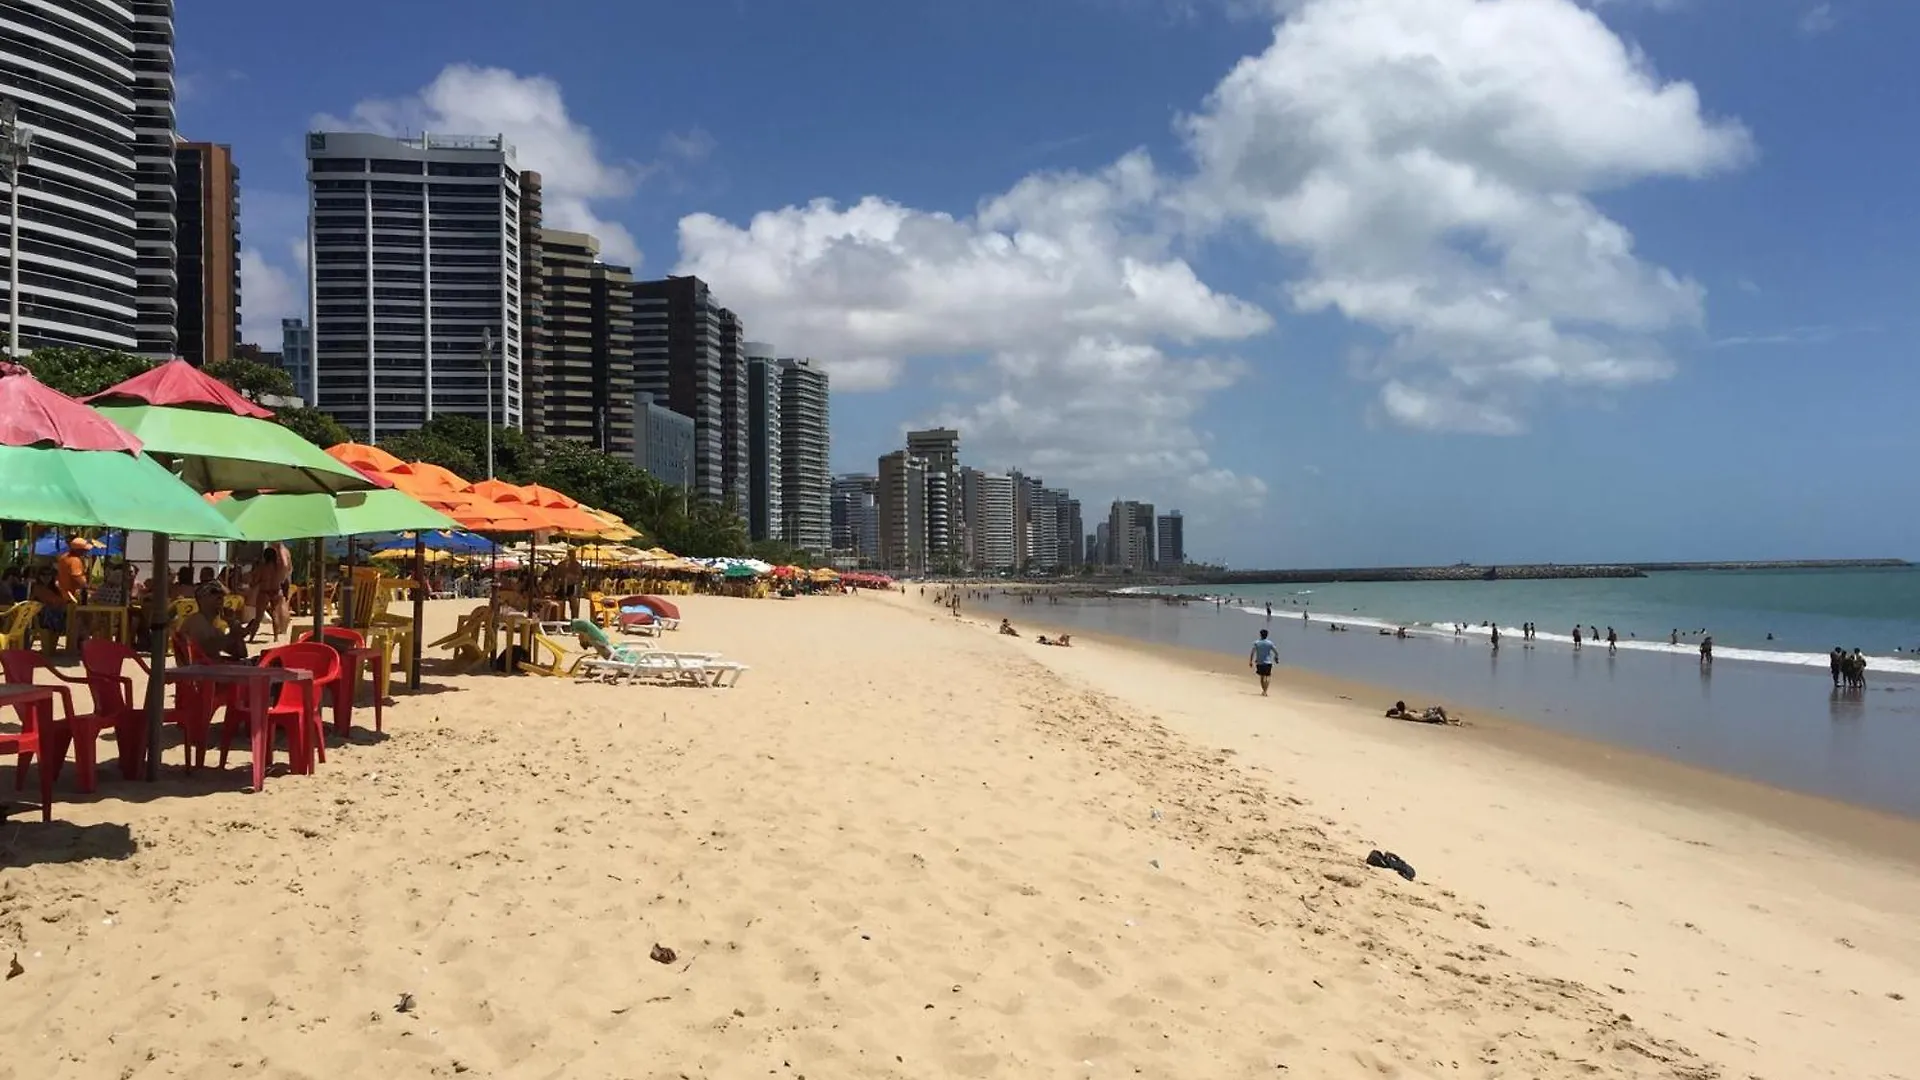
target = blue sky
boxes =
[177,0,1918,568]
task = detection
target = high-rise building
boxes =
[777,357,831,552]
[172,141,238,366]
[1094,522,1112,566]
[279,318,312,398]
[1056,496,1083,568]
[1107,500,1156,570]
[744,343,782,543]
[1084,533,1099,566]
[631,392,695,491]
[1027,485,1060,571]
[978,472,1017,572]
[906,428,959,558]
[129,0,176,356]
[1,3,145,354]
[305,131,523,439]
[517,170,546,430]
[1156,511,1186,570]
[533,228,635,453]
[831,473,879,563]
[633,275,731,504]
[877,450,927,573]
[957,466,985,569]
[716,308,748,515]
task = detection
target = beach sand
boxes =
[2,592,1914,1078]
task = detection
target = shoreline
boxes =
[890,592,1920,1079]
[1012,617,1920,859]
[947,582,1920,816]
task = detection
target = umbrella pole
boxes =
[410,535,425,690]
[144,532,169,782]
[487,536,499,672]
[310,539,324,638]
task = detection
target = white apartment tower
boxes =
[0,0,152,353]
[128,0,175,355]
[977,472,1017,572]
[305,131,522,438]
[778,357,831,552]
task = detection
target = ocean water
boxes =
[1165,567,1920,677]
[959,567,1920,817]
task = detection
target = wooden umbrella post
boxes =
[143,532,169,781]
[410,534,426,690]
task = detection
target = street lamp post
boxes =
[0,98,34,362]
[482,326,496,478]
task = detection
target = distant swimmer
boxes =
[1606,627,1618,655]
[1249,629,1279,697]
[1671,629,1679,646]
[1572,626,1583,650]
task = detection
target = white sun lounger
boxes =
[578,649,747,687]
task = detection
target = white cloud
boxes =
[675,152,1276,506]
[317,64,644,267]
[925,337,1269,507]
[1176,0,1751,433]
[1798,4,1836,35]
[239,247,301,347]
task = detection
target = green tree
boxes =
[377,428,484,481]
[747,539,815,568]
[275,406,355,450]
[19,347,155,397]
[203,356,296,402]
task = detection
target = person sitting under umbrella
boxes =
[180,582,249,662]
[29,565,71,642]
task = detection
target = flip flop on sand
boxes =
[1366,849,1416,881]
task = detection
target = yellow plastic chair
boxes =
[341,567,413,693]
[72,604,132,647]
[517,625,595,678]
[2,602,44,652]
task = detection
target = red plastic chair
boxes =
[0,691,57,822]
[1,648,125,792]
[219,643,337,783]
[295,626,380,733]
[81,640,216,773]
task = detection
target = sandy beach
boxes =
[3,592,1915,1079]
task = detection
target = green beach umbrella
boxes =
[86,360,375,496]
[0,368,241,538]
[214,488,461,542]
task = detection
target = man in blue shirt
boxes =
[1249,628,1279,696]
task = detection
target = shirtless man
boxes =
[181,583,249,662]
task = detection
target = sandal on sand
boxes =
[1366,849,1417,881]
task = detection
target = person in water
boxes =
[1248,628,1279,697]
[1700,636,1714,665]
[1606,627,1618,654]
[1572,625,1582,650]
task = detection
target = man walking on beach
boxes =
[1249,629,1279,696]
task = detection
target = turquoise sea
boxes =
[1171,566,1920,677]
[965,567,1920,816]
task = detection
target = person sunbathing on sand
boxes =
[1037,634,1072,647]
[1386,700,1460,725]
[999,618,1020,637]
